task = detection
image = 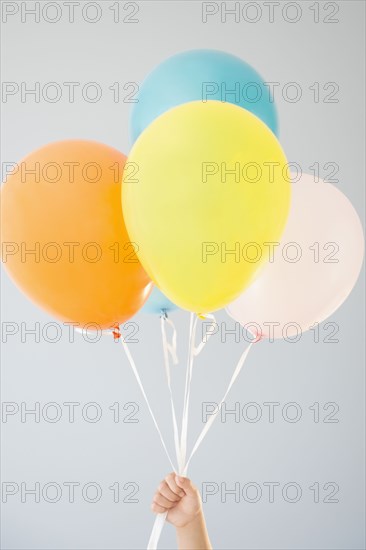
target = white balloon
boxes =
[226,174,364,340]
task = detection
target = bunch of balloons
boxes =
[1,48,364,550]
[1,49,364,338]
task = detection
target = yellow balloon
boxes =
[123,101,291,313]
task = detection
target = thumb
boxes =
[175,476,196,497]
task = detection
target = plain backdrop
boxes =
[1,1,365,549]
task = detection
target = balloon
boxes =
[1,140,152,328]
[141,287,178,315]
[130,49,278,143]
[227,174,365,339]
[123,101,291,313]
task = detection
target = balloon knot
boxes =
[160,309,168,320]
[112,326,121,339]
[252,331,264,344]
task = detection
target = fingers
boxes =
[175,475,197,497]
[151,474,198,516]
[151,474,184,515]
[158,481,181,503]
[165,473,185,497]
[151,501,166,514]
[153,492,177,510]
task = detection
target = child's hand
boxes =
[151,473,202,528]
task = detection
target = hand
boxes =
[151,473,202,528]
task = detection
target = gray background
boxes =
[1,1,365,549]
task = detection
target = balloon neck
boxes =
[197,313,207,320]
[160,309,168,320]
[252,331,264,344]
[112,325,121,340]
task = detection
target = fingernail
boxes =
[175,475,184,484]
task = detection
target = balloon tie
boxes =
[159,309,168,320]
[112,325,121,340]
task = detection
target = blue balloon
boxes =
[142,287,178,315]
[130,49,278,143]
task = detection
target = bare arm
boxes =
[151,473,212,550]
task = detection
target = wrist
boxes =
[176,509,212,550]
[176,507,204,530]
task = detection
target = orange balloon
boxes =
[1,140,152,328]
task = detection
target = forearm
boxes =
[176,510,212,550]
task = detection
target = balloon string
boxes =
[120,338,176,473]
[116,317,255,550]
[184,340,254,472]
[148,331,255,549]
[160,314,181,470]
[193,313,216,356]
[180,312,198,470]
[147,312,222,550]
[179,312,217,469]
[148,312,198,550]
[148,314,185,550]
[147,511,168,550]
